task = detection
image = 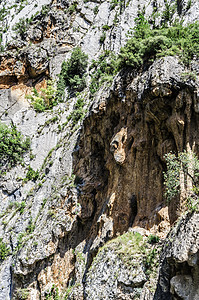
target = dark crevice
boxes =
[128,136,134,150]
[129,195,137,226]
[37,278,42,300]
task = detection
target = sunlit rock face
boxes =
[110,127,127,165]
[74,56,199,237]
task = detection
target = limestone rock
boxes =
[155,213,199,300]
[84,231,158,300]
[170,275,193,300]
[110,127,127,165]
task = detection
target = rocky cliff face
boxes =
[0,0,199,299]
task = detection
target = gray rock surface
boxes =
[84,231,160,300]
[155,213,199,300]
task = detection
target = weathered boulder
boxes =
[155,212,199,300]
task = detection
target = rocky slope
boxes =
[0,0,199,299]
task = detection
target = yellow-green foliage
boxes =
[98,231,160,276]
[99,231,144,258]
[26,80,57,112]
[15,288,29,300]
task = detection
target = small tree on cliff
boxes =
[0,122,30,169]
[56,47,88,100]
[164,150,199,211]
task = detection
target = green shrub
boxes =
[0,31,4,52]
[67,96,86,127]
[186,0,192,10]
[0,7,7,21]
[0,239,10,260]
[118,15,199,68]
[93,6,99,15]
[56,75,66,102]
[26,81,57,112]
[110,0,117,10]
[26,88,46,112]
[89,51,118,94]
[99,32,106,44]
[46,284,60,300]
[12,17,31,38]
[144,248,157,275]
[25,166,39,182]
[164,151,199,209]
[68,3,77,14]
[26,218,35,234]
[148,235,160,244]
[56,47,88,100]
[102,25,110,31]
[40,4,50,16]
[41,198,47,209]
[19,201,26,214]
[161,0,176,26]
[0,122,30,168]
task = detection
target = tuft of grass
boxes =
[99,231,144,258]
[24,166,39,182]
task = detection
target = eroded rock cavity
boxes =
[73,57,199,244]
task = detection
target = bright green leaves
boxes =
[57,47,88,100]
[0,122,30,168]
[118,15,199,69]
[26,81,57,112]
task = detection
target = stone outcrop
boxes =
[155,212,199,300]
[73,56,199,241]
[84,229,161,300]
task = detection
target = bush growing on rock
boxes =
[89,50,118,94]
[24,166,39,182]
[164,151,199,211]
[88,16,199,96]
[67,96,86,127]
[26,80,57,112]
[0,239,10,260]
[0,122,30,169]
[118,15,199,68]
[56,47,88,100]
[148,235,160,244]
[12,17,31,38]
